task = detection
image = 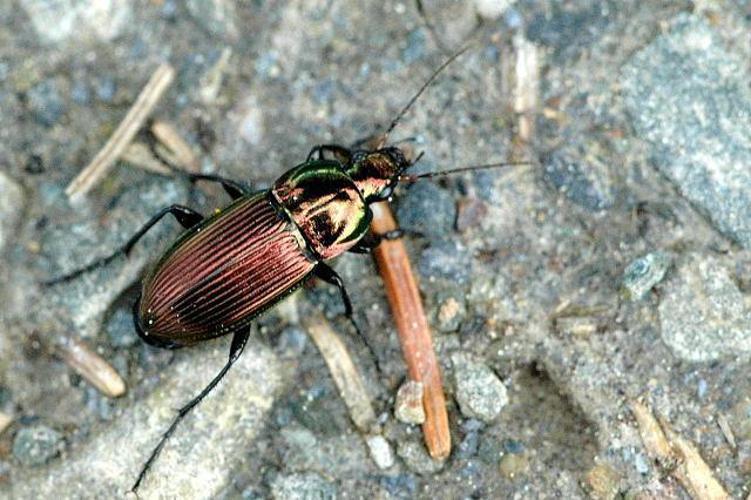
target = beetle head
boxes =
[346,146,410,202]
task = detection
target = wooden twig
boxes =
[370,201,451,459]
[304,312,377,433]
[512,33,539,144]
[56,336,126,398]
[121,142,172,175]
[631,400,729,500]
[151,120,200,173]
[65,64,175,201]
[0,411,12,435]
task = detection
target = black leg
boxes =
[43,205,204,285]
[313,263,382,374]
[306,144,353,164]
[349,229,409,254]
[186,173,252,200]
[131,327,251,493]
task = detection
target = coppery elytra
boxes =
[44,46,529,492]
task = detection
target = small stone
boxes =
[659,253,751,361]
[12,425,64,466]
[622,251,671,300]
[474,0,515,20]
[622,14,751,249]
[19,0,131,44]
[438,298,461,329]
[394,380,425,425]
[586,463,621,500]
[396,441,445,475]
[498,452,529,479]
[452,353,508,422]
[366,435,395,469]
[270,472,336,500]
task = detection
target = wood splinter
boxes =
[371,201,451,460]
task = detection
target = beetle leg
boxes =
[186,173,251,200]
[306,144,353,164]
[313,263,383,373]
[349,229,412,254]
[131,327,251,493]
[43,205,204,285]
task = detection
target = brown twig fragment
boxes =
[151,120,200,173]
[0,411,12,435]
[630,400,729,500]
[304,312,377,433]
[121,143,172,175]
[65,64,175,201]
[370,201,451,459]
[56,335,126,398]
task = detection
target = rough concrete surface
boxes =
[2,1,751,498]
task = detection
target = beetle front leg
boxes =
[131,327,251,493]
[43,205,204,285]
[306,144,353,164]
[349,229,413,254]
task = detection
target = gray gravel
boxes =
[3,1,751,498]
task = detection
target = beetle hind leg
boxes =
[131,327,250,493]
[42,205,204,285]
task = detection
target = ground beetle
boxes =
[46,47,526,492]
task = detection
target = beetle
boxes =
[45,47,527,492]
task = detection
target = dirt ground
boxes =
[2,1,751,498]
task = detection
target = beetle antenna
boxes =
[382,45,471,143]
[398,160,532,183]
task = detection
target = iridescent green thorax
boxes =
[345,150,402,201]
[271,160,371,260]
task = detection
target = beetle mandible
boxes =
[46,46,526,492]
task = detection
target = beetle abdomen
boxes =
[137,192,315,346]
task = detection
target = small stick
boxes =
[0,411,12,435]
[121,143,172,175]
[151,120,200,173]
[631,400,728,500]
[304,312,377,433]
[56,335,126,398]
[370,201,451,459]
[65,64,175,201]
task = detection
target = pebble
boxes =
[394,380,425,425]
[659,253,751,362]
[19,0,131,44]
[474,0,516,21]
[622,14,751,249]
[622,251,671,300]
[498,452,529,479]
[452,353,509,422]
[12,425,64,466]
[585,463,620,499]
[366,435,395,469]
[270,472,336,500]
[396,441,445,475]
